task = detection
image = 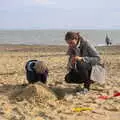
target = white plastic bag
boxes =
[90,64,106,84]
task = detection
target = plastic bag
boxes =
[90,64,106,84]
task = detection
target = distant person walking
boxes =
[105,34,112,46]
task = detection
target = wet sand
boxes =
[0,44,120,120]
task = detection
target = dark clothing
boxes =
[65,61,93,90]
[25,60,48,84]
[105,35,112,46]
[65,39,100,90]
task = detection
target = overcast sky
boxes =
[0,0,120,29]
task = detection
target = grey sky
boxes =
[0,0,120,29]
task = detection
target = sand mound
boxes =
[10,82,57,103]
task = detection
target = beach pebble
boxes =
[64,94,73,101]
[104,105,119,111]
[33,116,47,120]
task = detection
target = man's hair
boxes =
[34,61,48,73]
[65,31,80,41]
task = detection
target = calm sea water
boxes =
[0,30,120,46]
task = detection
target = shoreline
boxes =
[0,44,67,52]
[0,44,120,54]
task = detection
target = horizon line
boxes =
[0,28,120,31]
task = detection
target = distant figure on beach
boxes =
[64,32,104,93]
[25,60,48,84]
[105,34,112,46]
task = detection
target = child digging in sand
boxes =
[25,60,48,84]
[64,32,104,94]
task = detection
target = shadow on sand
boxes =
[51,87,76,99]
[0,83,77,101]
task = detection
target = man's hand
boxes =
[72,56,83,64]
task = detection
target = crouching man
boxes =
[25,60,48,84]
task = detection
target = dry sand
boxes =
[0,44,120,120]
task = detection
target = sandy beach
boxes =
[0,44,120,120]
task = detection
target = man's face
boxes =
[66,39,77,48]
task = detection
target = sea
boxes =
[0,29,120,46]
